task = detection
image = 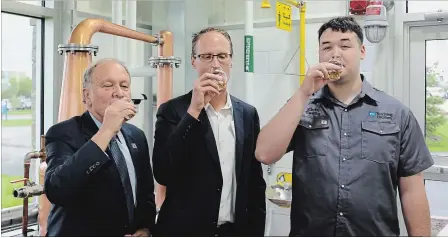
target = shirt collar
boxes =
[89,112,103,128]
[89,112,123,142]
[204,92,233,111]
[311,74,379,102]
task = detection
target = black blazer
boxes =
[152,91,266,236]
[44,111,156,236]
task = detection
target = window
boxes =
[425,180,448,236]
[1,12,43,225]
[425,40,448,157]
[407,1,448,13]
[76,0,112,17]
[75,0,152,23]
[409,25,448,236]
[425,38,448,238]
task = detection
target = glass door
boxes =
[409,23,448,236]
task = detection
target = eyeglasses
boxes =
[194,53,232,63]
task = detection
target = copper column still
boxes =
[148,30,177,209]
[10,135,47,237]
[31,18,180,236]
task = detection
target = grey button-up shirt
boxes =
[287,75,434,236]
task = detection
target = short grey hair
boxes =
[82,58,131,89]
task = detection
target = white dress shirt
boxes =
[90,112,137,205]
[204,93,237,225]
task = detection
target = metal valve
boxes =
[10,178,44,199]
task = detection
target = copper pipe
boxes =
[58,18,160,121]
[40,18,173,236]
[18,147,45,237]
[156,30,173,106]
[155,30,174,209]
[38,135,48,237]
[68,18,158,45]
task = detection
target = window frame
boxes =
[1,1,55,228]
[407,22,448,183]
[406,0,448,14]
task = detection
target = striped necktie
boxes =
[109,137,135,223]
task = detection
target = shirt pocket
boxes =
[299,119,330,157]
[361,121,400,164]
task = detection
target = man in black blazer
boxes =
[44,58,156,236]
[152,27,266,237]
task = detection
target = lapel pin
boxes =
[131,143,137,149]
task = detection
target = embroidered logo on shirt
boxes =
[369,111,393,120]
[305,107,321,116]
[377,112,393,120]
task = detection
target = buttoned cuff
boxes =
[176,112,202,140]
[83,140,110,176]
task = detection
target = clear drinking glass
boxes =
[327,58,343,80]
[212,68,228,91]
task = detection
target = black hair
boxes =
[318,16,364,44]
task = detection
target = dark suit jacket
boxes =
[152,91,266,237]
[44,111,156,236]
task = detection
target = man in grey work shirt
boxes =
[255,16,434,236]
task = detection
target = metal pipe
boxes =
[112,0,124,59]
[57,18,161,122]
[68,19,158,45]
[156,30,174,107]
[299,2,306,85]
[11,138,46,237]
[38,135,48,237]
[277,0,307,84]
[126,0,137,66]
[23,151,42,237]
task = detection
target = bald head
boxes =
[83,58,130,89]
[82,58,132,121]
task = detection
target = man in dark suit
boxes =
[44,58,157,236]
[152,27,266,237]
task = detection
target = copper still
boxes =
[149,30,174,210]
[12,18,180,236]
